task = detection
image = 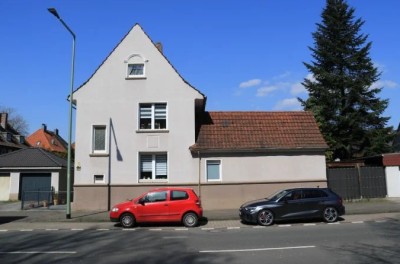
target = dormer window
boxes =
[125,54,146,79]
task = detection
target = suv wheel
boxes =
[120,213,136,228]
[257,209,274,226]
[323,207,338,223]
[182,212,198,227]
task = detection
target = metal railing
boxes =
[21,190,73,210]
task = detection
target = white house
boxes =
[72,24,328,210]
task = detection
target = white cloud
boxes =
[256,86,279,97]
[290,82,306,95]
[305,73,316,82]
[239,79,262,88]
[274,98,302,110]
[374,80,398,89]
[272,71,291,80]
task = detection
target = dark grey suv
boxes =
[239,188,345,226]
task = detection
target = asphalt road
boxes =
[0,218,399,264]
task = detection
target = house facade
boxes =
[72,24,328,211]
[0,113,30,155]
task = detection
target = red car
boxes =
[110,187,203,228]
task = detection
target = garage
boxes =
[19,173,52,201]
[0,173,10,201]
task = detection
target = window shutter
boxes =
[154,104,166,120]
[140,105,152,118]
[155,155,167,175]
[141,155,152,172]
[207,160,220,180]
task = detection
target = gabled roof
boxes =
[0,148,68,168]
[26,127,68,153]
[73,23,205,100]
[190,111,328,153]
[0,113,30,150]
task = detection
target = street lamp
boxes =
[48,7,75,219]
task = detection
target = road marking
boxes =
[201,227,215,230]
[227,227,240,230]
[0,251,77,254]
[149,228,163,231]
[200,245,316,253]
[97,229,110,231]
[162,236,187,239]
[0,230,8,232]
[174,228,188,231]
[252,226,265,229]
[20,229,33,232]
[375,220,387,223]
[327,222,340,225]
[352,221,364,224]
[71,229,84,231]
[45,229,59,231]
[278,225,292,227]
[304,224,316,226]
[122,229,136,231]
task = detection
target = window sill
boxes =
[125,76,147,80]
[89,153,109,157]
[139,179,168,183]
[136,129,169,134]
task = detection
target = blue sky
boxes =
[1,0,399,140]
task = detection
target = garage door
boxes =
[0,174,10,201]
[19,173,51,201]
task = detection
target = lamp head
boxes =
[48,8,60,19]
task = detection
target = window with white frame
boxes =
[206,160,221,181]
[127,63,144,77]
[94,175,105,184]
[92,125,107,153]
[139,103,167,130]
[140,153,168,180]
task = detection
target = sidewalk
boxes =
[0,198,399,227]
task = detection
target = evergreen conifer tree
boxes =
[299,0,394,161]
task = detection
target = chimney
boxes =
[54,128,59,135]
[155,42,163,54]
[42,123,47,132]
[0,113,8,129]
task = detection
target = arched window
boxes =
[125,54,147,79]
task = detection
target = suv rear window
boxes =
[303,189,328,199]
[171,190,189,201]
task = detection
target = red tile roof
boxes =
[26,128,68,153]
[190,111,328,153]
[382,153,400,166]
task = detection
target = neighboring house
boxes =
[364,153,400,197]
[72,24,328,210]
[26,124,68,156]
[0,148,70,201]
[0,113,30,155]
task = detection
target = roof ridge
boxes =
[37,148,64,167]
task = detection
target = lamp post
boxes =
[48,7,75,219]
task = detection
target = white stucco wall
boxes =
[201,154,327,183]
[386,166,400,197]
[73,25,203,185]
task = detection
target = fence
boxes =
[327,165,387,200]
[21,190,73,210]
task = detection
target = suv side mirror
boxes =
[139,198,145,205]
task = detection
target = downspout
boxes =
[107,118,112,211]
[198,150,201,198]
